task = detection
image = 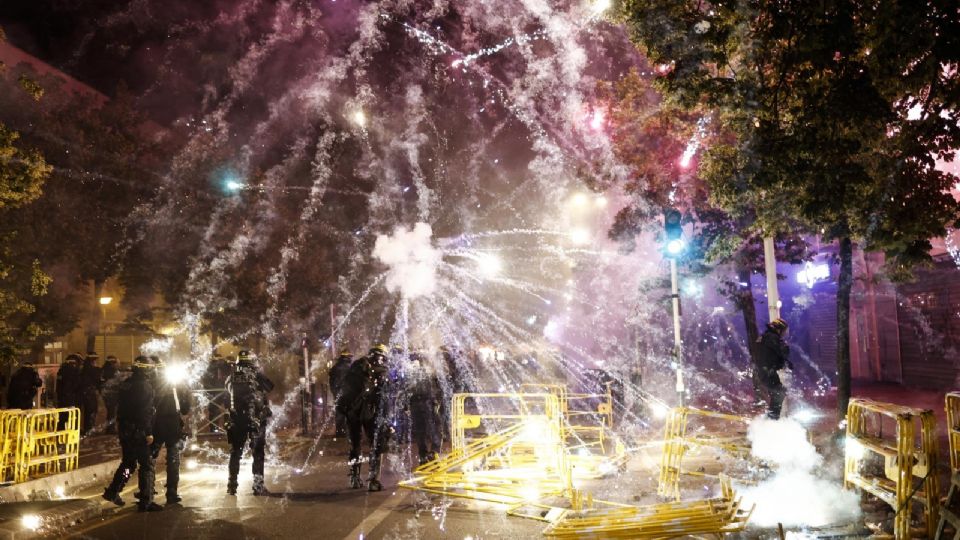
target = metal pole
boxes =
[300,336,309,435]
[763,236,780,323]
[329,303,336,356]
[670,257,684,405]
[100,305,107,359]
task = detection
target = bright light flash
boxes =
[165,363,188,385]
[569,228,590,245]
[666,238,685,254]
[569,192,589,207]
[54,486,65,499]
[21,515,41,531]
[590,0,612,14]
[793,409,819,424]
[651,401,670,419]
[476,253,502,278]
[186,459,198,470]
[594,195,607,208]
[225,179,244,192]
[589,108,605,130]
[352,109,367,127]
[845,437,866,460]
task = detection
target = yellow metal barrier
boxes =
[403,389,751,537]
[658,407,754,500]
[0,408,80,484]
[543,476,752,539]
[845,398,939,540]
[947,392,960,474]
[0,410,24,483]
[519,383,627,479]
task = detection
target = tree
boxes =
[0,61,165,358]
[621,0,960,419]
[0,31,52,366]
[602,69,809,376]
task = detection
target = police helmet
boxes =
[768,318,788,333]
[369,344,388,357]
[237,350,255,363]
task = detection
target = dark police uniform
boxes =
[103,357,160,512]
[225,354,274,495]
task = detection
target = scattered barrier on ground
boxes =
[845,397,939,540]
[0,407,80,484]
[401,388,750,538]
[658,406,756,500]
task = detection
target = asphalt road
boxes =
[60,435,549,540]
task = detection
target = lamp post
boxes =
[663,210,685,406]
[99,297,112,359]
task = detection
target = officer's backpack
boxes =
[229,366,262,416]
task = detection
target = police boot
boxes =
[226,477,238,496]
[349,462,363,489]
[367,455,383,492]
[102,489,125,507]
[252,475,269,496]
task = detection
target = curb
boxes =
[0,460,119,503]
[0,499,101,540]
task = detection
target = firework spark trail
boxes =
[261,132,339,340]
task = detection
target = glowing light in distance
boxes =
[476,253,502,278]
[845,437,866,461]
[666,239,685,255]
[569,192,589,207]
[164,363,188,385]
[569,228,590,245]
[477,346,496,362]
[54,486,65,499]
[21,515,41,531]
[99,296,113,305]
[351,109,367,127]
[590,0,612,14]
[225,179,244,192]
[682,280,702,297]
[594,195,607,208]
[679,149,694,169]
[589,108,605,130]
[186,459,198,470]
[796,262,830,288]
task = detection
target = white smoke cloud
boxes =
[373,222,441,299]
[741,416,860,528]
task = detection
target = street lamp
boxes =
[99,297,112,359]
[663,209,685,405]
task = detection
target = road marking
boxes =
[342,490,410,540]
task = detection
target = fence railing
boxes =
[0,407,80,484]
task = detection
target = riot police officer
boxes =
[408,357,442,465]
[79,352,102,436]
[153,361,191,504]
[329,349,353,438]
[226,350,274,496]
[7,360,42,409]
[337,344,391,491]
[101,356,121,434]
[102,356,161,512]
[56,354,82,430]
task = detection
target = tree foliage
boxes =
[621,0,960,417]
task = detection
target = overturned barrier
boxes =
[0,408,80,484]
[658,407,755,500]
[402,388,750,537]
[845,398,939,540]
[542,476,752,539]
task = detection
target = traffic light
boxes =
[663,209,684,255]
